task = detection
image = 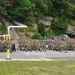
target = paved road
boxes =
[0,50,75,60]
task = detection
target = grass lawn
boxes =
[0,61,75,75]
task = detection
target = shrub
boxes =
[45,30,55,38]
[51,17,68,35]
[37,23,45,36]
[25,33,30,37]
[32,33,42,39]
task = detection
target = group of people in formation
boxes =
[0,40,16,52]
[0,38,75,52]
[17,38,75,52]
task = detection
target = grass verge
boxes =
[0,61,75,75]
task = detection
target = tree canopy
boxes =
[0,0,75,21]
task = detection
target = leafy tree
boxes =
[31,0,48,15]
[50,0,75,17]
[6,0,35,23]
[0,0,8,16]
[51,16,68,35]
[37,23,45,36]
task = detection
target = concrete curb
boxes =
[0,59,55,61]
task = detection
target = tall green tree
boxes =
[0,0,8,16]
[51,16,68,35]
[37,23,45,36]
[7,0,35,23]
[49,0,75,18]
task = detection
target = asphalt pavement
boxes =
[0,50,75,61]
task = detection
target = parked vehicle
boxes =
[52,34,70,40]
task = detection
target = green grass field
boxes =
[0,61,75,75]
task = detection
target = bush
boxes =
[51,17,68,35]
[25,27,37,32]
[25,33,30,37]
[37,23,45,36]
[32,33,42,39]
[45,30,55,38]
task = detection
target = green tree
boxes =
[31,0,48,15]
[0,0,8,16]
[7,0,35,23]
[37,23,45,36]
[49,0,75,18]
[51,16,68,35]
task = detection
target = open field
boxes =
[0,61,75,75]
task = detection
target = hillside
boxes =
[0,18,75,40]
[0,0,75,39]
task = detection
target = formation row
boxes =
[0,38,75,52]
[18,38,75,52]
